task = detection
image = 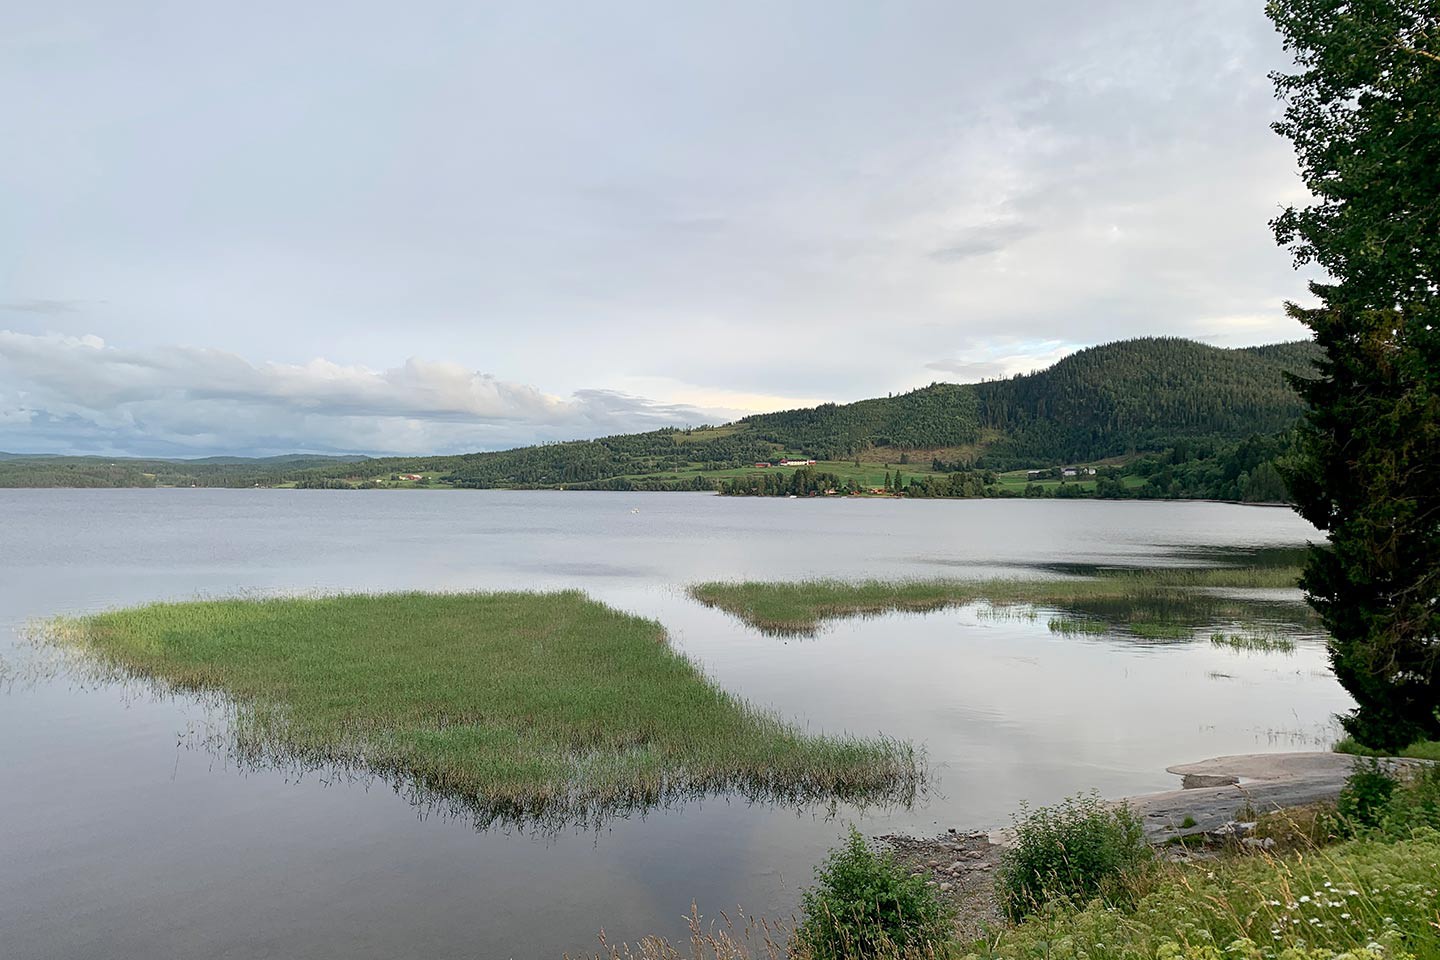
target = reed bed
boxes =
[40,591,919,826]
[1211,632,1298,653]
[689,567,1308,637]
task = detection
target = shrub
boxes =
[1335,760,1397,835]
[794,828,953,960]
[995,793,1152,921]
[1377,762,1440,839]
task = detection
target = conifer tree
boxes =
[1268,0,1440,749]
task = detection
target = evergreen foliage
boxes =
[1268,0,1440,749]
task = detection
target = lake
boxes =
[0,490,1349,959]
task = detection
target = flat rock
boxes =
[1128,752,1362,841]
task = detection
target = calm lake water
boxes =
[0,491,1350,960]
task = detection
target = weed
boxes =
[995,793,1152,921]
[794,828,953,960]
[1335,760,1398,836]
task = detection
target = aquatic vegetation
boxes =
[1046,617,1109,636]
[1211,632,1298,653]
[689,566,1310,638]
[39,591,920,828]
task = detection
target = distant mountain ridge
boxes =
[0,337,1319,489]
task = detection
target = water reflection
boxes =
[0,492,1347,959]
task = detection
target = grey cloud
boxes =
[0,331,718,457]
[0,0,1314,455]
[927,222,1036,263]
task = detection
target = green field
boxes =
[623,458,948,490]
[42,592,918,825]
[690,567,1307,636]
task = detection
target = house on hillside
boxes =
[399,473,424,481]
[754,462,771,468]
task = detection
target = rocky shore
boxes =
[879,751,1426,939]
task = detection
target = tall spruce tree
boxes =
[1268,0,1440,749]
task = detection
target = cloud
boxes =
[0,331,720,457]
[927,222,1036,263]
[0,0,1315,447]
[0,299,87,315]
[925,340,1085,383]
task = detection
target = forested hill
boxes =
[970,338,1318,466]
[0,337,1319,489]
[734,338,1317,464]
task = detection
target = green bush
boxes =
[995,793,1152,921]
[1335,760,1398,835]
[794,828,953,960]
[1377,762,1440,839]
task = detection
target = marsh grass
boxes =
[39,591,920,827]
[1210,632,1298,653]
[1046,617,1109,636]
[689,567,1309,638]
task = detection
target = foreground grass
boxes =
[580,834,1440,960]
[43,591,918,825]
[690,567,1306,637]
[966,831,1440,960]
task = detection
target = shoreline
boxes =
[880,750,1426,940]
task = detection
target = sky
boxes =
[0,0,1317,458]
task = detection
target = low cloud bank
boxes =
[0,331,717,457]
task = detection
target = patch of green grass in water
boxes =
[689,567,1308,638]
[1210,631,1297,653]
[1046,616,1109,636]
[40,591,920,827]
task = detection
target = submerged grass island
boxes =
[42,591,919,825]
[689,566,1308,637]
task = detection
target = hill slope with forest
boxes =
[0,337,1319,494]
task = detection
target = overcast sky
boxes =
[1,0,1315,457]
